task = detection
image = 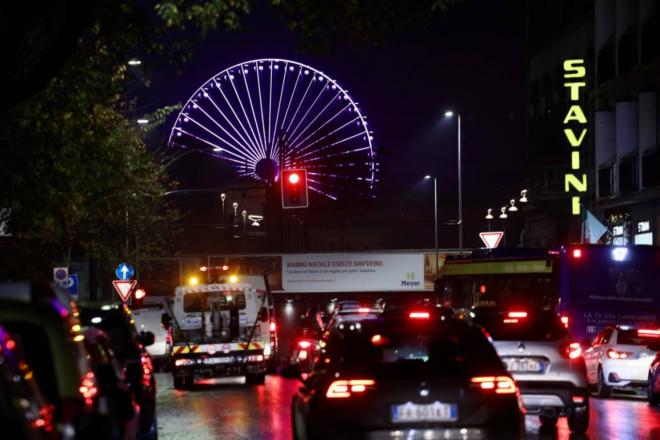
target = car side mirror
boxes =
[161,313,172,329]
[139,331,155,347]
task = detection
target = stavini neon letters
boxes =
[563,59,587,215]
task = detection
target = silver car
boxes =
[472,309,589,434]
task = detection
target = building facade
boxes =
[525,0,659,246]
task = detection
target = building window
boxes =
[641,12,660,63]
[597,39,615,84]
[598,166,613,197]
[617,30,638,74]
[618,157,638,193]
[642,150,659,187]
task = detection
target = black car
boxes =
[79,303,157,440]
[291,308,525,439]
[0,324,56,439]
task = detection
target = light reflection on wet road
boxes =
[156,373,660,439]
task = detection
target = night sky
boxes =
[140,0,527,219]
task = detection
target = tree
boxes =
[0,0,459,281]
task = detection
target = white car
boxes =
[132,301,172,367]
[584,326,660,397]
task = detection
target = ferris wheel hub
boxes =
[255,158,280,182]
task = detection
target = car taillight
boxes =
[141,355,153,387]
[409,311,430,320]
[470,376,517,394]
[326,379,375,398]
[298,350,308,360]
[358,307,371,314]
[606,349,633,359]
[508,311,528,319]
[560,315,569,328]
[572,248,582,258]
[32,404,55,432]
[79,371,98,408]
[560,342,582,359]
[270,321,277,332]
[166,328,173,345]
[298,340,312,349]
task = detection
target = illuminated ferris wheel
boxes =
[168,58,378,200]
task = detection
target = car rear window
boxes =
[474,313,567,342]
[617,329,660,345]
[327,321,502,378]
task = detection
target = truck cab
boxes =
[169,276,275,388]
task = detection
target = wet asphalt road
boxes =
[155,373,660,439]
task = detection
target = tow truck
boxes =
[168,275,276,388]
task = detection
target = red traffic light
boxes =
[281,169,309,209]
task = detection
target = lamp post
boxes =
[424,175,439,280]
[444,111,462,250]
[485,208,494,232]
[499,206,508,246]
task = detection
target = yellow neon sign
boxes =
[563,59,587,215]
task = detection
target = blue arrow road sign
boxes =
[115,263,134,280]
[67,274,79,297]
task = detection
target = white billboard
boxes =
[282,253,425,292]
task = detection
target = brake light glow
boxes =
[326,379,375,398]
[79,371,98,407]
[141,355,153,387]
[560,316,569,328]
[638,329,660,338]
[298,340,312,349]
[371,334,383,345]
[270,322,276,332]
[572,248,582,258]
[572,395,585,404]
[298,350,308,360]
[508,311,528,319]
[503,318,519,324]
[409,311,430,320]
[358,307,371,314]
[607,349,633,359]
[561,342,582,359]
[470,376,517,394]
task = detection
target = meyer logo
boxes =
[401,272,420,288]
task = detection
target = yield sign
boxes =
[112,280,137,302]
[479,231,504,249]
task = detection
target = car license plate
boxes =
[391,402,458,423]
[503,357,543,373]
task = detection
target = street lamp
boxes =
[508,199,518,212]
[424,175,439,280]
[519,189,528,203]
[485,208,493,232]
[444,110,462,250]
